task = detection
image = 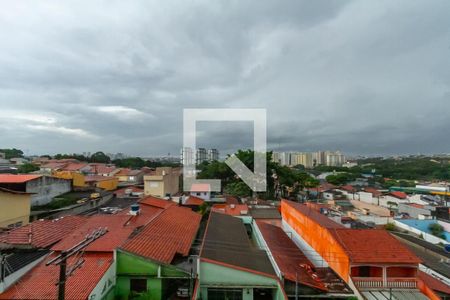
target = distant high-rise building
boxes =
[196,148,208,165]
[180,147,194,166]
[325,151,346,167]
[208,149,219,162]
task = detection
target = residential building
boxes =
[290,152,314,168]
[180,147,194,166]
[83,175,118,191]
[207,148,219,161]
[325,151,346,167]
[115,168,145,184]
[0,187,32,229]
[194,212,287,300]
[190,183,211,201]
[280,200,439,300]
[144,167,180,197]
[0,174,71,206]
[196,147,207,165]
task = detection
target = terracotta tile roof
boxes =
[62,163,89,172]
[52,215,133,252]
[185,195,205,206]
[390,191,408,199]
[117,204,164,227]
[190,183,210,192]
[115,168,131,176]
[0,216,86,249]
[0,252,113,300]
[418,271,450,294]
[40,162,68,170]
[139,195,175,209]
[211,204,249,216]
[225,196,239,205]
[121,205,201,264]
[364,187,383,197]
[341,185,356,192]
[330,229,421,264]
[91,164,116,174]
[256,221,327,291]
[0,174,42,183]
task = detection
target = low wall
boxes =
[393,220,447,245]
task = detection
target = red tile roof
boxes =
[0,252,113,300]
[330,229,421,264]
[256,221,327,291]
[185,195,205,206]
[52,215,134,252]
[418,271,450,294]
[91,164,116,175]
[120,206,201,264]
[211,204,249,216]
[0,174,42,183]
[0,216,86,249]
[62,163,89,171]
[139,195,175,209]
[364,187,382,197]
[341,185,356,192]
[115,168,131,176]
[390,191,408,199]
[40,162,68,170]
[225,196,239,205]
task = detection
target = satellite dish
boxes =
[445,244,450,253]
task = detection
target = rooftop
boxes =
[256,221,327,291]
[185,195,205,206]
[139,195,175,209]
[211,204,249,216]
[0,216,86,249]
[0,252,113,300]
[201,212,275,277]
[0,174,42,184]
[282,200,344,229]
[120,205,201,264]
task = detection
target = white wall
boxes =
[393,220,447,245]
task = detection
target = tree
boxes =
[0,148,24,159]
[90,151,111,163]
[325,173,356,185]
[17,163,39,174]
[428,223,445,239]
[224,182,252,197]
[387,201,398,212]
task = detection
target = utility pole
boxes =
[47,227,108,300]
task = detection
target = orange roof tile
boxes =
[52,215,133,252]
[185,196,205,206]
[418,271,450,294]
[139,195,175,209]
[120,206,201,264]
[390,191,408,199]
[0,174,42,183]
[0,252,113,300]
[0,216,86,249]
[330,229,421,264]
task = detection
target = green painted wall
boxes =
[115,250,190,300]
[197,261,286,300]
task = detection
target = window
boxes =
[208,288,242,300]
[130,278,147,293]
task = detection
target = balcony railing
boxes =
[353,277,417,289]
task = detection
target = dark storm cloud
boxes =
[0,0,449,156]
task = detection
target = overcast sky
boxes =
[1,0,449,157]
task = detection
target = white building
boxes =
[208,149,219,162]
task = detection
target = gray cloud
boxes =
[0,0,449,156]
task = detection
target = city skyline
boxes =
[1,1,450,156]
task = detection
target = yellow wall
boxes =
[116,175,129,182]
[0,190,31,229]
[144,173,179,197]
[95,178,118,191]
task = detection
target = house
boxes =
[115,168,145,184]
[0,187,32,229]
[0,216,86,293]
[0,174,71,206]
[194,212,287,300]
[190,183,211,201]
[116,201,201,300]
[144,167,179,198]
[83,175,118,191]
[280,199,440,300]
